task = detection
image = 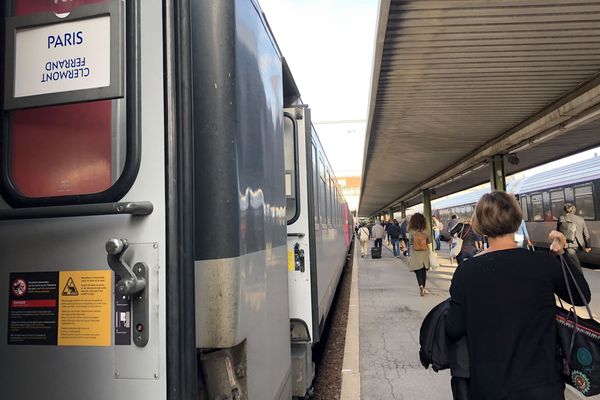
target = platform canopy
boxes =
[359,0,600,216]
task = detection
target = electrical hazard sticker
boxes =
[58,271,111,346]
[7,270,111,346]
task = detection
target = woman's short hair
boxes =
[408,212,426,232]
[471,191,522,238]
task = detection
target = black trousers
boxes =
[414,267,427,287]
[374,238,382,248]
[451,377,469,400]
[564,247,583,273]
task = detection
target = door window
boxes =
[574,184,595,220]
[2,0,137,206]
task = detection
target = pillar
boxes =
[422,189,433,247]
[490,155,506,192]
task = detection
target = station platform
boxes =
[340,238,589,400]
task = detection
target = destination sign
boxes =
[13,15,111,98]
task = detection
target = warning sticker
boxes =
[8,270,112,346]
[8,272,59,345]
[58,271,111,346]
[288,249,295,272]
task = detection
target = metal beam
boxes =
[422,189,433,248]
[490,155,506,192]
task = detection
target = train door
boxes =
[0,1,196,399]
[284,106,319,397]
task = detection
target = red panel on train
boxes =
[11,0,113,198]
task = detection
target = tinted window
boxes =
[319,158,327,226]
[520,196,529,221]
[531,194,544,221]
[549,189,564,221]
[5,0,132,204]
[312,144,319,228]
[283,116,298,223]
[574,185,595,220]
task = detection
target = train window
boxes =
[574,184,595,220]
[283,115,299,223]
[312,144,319,228]
[465,204,473,217]
[2,0,139,207]
[531,194,544,221]
[549,189,564,221]
[326,172,332,225]
[319,158,327,226]
[520,196,529,221]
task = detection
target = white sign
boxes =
[13,15,111,98]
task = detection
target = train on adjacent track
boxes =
[428,157,600,267]
[0,1,351,400]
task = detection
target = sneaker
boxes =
[419,286,425,296]
[423,288,429,294]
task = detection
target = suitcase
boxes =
[371,247,382,259]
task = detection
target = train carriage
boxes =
[0,1,351,399]
[426,157,600,268]
[283,104,351,396]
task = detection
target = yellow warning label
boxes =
[288,249,295,272]
[58,270,111,346]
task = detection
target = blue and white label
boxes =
[14,15,111,98]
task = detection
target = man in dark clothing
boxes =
[557,203,591,272]
[388,220,402,257]
[399,218,409,256]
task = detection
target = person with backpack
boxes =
[557,202,591,272]
[408,213,431,296]
[358,223,370,258]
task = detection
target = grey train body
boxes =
[0,0,350,400]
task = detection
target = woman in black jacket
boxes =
[445,191,591,400]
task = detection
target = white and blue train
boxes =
[0,1,351,399]
[426,157,600,267]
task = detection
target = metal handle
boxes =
[106,238,149,347]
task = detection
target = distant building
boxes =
[337,176,361,213]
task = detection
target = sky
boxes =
[258,0,378,178]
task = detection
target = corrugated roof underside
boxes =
[360,0,600,215]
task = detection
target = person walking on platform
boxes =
[447,214,459,236]
[514,218,532,248]
[388,219,402,257]
[432,216,443,250]
[445,191,591,400]
[372,221,385,249]
[450,219,479,264]
[408,213,431,296]
[557,202,591,272]
[399,217,409,256]
[358,223,370,258]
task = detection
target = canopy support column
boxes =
[490,155,506,192]
[422,189,433,246]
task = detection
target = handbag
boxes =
[428,251,440,270]
[449,225,468,258]
[555,255,600,396]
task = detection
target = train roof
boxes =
[408,156,600,212]
[516,156,600,194]
[430,179,523,210]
